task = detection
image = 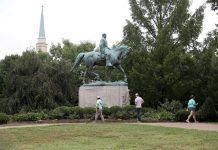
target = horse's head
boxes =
[116,45,129,60]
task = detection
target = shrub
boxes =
[0,113,10,124]
[141,107,156,121]
[68,106,83,119]
[49,106,71,119]
[141,107,156,114]
[157,111,175,121]
[108,106,135,119]
[160,100,183,114]
[110,106,122,114]
[13,112,45,121]
[83,107,95,119]
[198,97,217,121]
[122,105,135,119]
[102,107,111,118]
[142,110,174,121]
[175,109,189,121]
[110,106,122,119]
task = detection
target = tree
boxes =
[207,0,218,27]
[123,0,205,107]
[198,97,217,121]
[50,39,95,61]
[0,40,95,114]
[207,0,218,11]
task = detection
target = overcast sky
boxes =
[0,0,217,60]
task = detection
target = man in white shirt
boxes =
[135,93,144,122]
[95,96,105,122]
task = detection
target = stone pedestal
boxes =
[79,82,130,108]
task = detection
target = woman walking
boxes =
[186,95,198,123]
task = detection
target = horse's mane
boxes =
[112,45,128,51]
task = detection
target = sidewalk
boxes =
[1,122,218,132]
[141,122,218,132]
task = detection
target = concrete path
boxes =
[0,123,84,129]
[140,122,218,132]
[0,122,218,132]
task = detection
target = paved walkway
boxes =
[140,122,218,132]
[0,122,218,132]
[0,123,82,129]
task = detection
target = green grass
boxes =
[0,123,218,150]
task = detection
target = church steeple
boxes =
[36,5,47,52]
[38,5,45,38]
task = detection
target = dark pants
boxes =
[136,108,141,121]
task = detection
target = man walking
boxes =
[135,93,144,122]
[95,96,105,122]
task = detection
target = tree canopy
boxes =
[0,0,218,113]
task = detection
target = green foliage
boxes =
[175,109,189,121]
[113,105,136,120]
[110,106,122,119]
[103,107,111,118]
[207,0,218,11]
[122,105,135,118]
[49,106,85,120]
[82,107,95,119]
[0,40,95,114]
[160,100,183,114]
[142,109,175,121]
[68,106,84,119]
[122,0,208,109]
[198,97,217,121]
[13,112,46,121]
[0,113,10,124]
[141,108,157,121]
[50,39,95,61]
[157,111,175,121]
[49,106,71,119]
[0,0,217,116]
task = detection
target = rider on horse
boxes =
[99,33,112,67]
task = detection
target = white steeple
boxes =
[36,5,47,52]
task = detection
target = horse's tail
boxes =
[70,53,85,72]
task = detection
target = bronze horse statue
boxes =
[70,45,129,84]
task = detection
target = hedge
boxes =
[0,113,10,124]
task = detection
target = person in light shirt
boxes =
[134,93,144,122]
[95,96,105,122]
[186,95,198,123]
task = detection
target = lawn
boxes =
[0,123,217,150]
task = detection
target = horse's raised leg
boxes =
[83,65,93,84]
[83,68,89,84]
[89,65,101,81]
[83,65,101,83]
[117,65,127,82]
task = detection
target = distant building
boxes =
[36,6,47,52]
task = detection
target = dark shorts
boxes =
[188,107,196,111]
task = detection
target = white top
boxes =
[96,99,103,110]
[135,96,144,108]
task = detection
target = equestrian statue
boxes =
[70,33,129,84]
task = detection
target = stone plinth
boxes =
[79,82,130,108]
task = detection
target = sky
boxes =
[0,0,217,60]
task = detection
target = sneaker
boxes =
[137,120,142,123]
[186,120,190,123]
